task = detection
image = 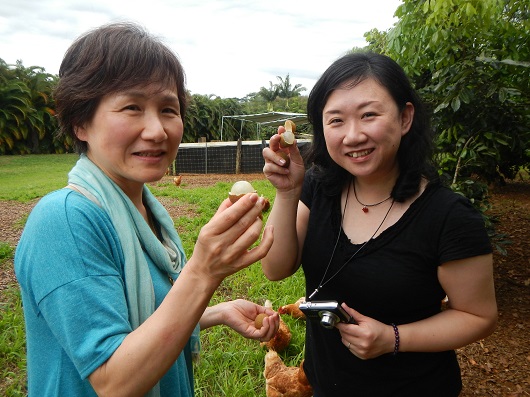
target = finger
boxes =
[210,193,263,234]
[341,302,362,322]
[268,133,282,151]
[232,224,274,267]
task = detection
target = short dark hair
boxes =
[54,22,187,153]
[305,52,437,200]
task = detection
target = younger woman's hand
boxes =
[262,127,305,193]
[336,303,395,360]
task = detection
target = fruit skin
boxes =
[277,151,290,168]
[284,119,296,133]
[255,313,268,329]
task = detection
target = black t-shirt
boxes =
[300,171,492,397]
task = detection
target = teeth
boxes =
[137,152,161,157]
[348,149,372,158]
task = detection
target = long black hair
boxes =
[305,52,437,200]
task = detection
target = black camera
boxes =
[299,300,356,329]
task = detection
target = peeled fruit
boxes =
[279,130,295,148]
[280,119,296,148]
[255,313,268,329]
[228,181,270,214]
[228,180,257,203]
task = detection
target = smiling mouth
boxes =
[134,151,164,157]
[348,149,373,158]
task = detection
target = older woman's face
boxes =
[76,83,183,196]
[322,78,413,182]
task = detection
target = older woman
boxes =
[15,22,278,397]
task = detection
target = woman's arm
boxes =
[400,253,497,351]
[89,193,273,397]
[338,254,497,359]
[261,131,308,280]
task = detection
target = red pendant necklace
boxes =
[353,181,392,213]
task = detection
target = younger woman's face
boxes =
[322,78,414,182]
[76,83,183,197]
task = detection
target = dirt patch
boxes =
[1,174,529,396]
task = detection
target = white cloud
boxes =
[0,0,401,98]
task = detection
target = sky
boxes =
[0,0,402,99]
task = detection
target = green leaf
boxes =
[451,97,461,112]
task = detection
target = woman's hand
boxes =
[262,127,305,193]
[187,193,274,286]
[336,303,395,360]
[212,299,280,341]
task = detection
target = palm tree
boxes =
[258,82,279,111]
[275,74,306,107]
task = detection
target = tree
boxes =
[258,82,280,111]
[275,74,306,108]
[0,59,59,154]
[366,0,529,187]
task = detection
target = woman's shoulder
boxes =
[26,188,114,234]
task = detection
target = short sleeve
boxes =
[16,190,131,379]
[437,193,492,264]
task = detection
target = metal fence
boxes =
[171,139,311,174]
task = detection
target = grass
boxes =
[0,154,78,202]
[0,154,306,396]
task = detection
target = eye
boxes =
[362,112,376,119]
[123,104,141,111]
[162,107,181,116]
[327,117,343,125]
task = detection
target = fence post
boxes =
[236,139,242,174]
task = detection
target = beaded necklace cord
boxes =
[353,181,392,213]
[308,181,395,300]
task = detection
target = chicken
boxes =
[173,175,182,186]
[261,316,292,353]
[278,297,306,319]
[264,350,313,397]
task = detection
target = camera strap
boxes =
[308,179,395,300]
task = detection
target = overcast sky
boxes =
[0,0,402,99]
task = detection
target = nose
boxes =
[141,112,167,142]
[343,120,367,145]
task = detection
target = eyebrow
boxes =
[324,100,380,116]
[119,90,179,104]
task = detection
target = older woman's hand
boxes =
[188,192,273,286]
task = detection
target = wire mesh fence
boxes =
[171,139,311,175]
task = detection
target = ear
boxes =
[400,102,414,136]
[75,126,88,142]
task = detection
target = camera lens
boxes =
[320,311,339,329]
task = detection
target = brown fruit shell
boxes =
[284,119,296,132]
[255,313,267,329]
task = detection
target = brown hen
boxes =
[264,350,313,397]
[278,297,306,319]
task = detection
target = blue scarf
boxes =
[68,154,200,396]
